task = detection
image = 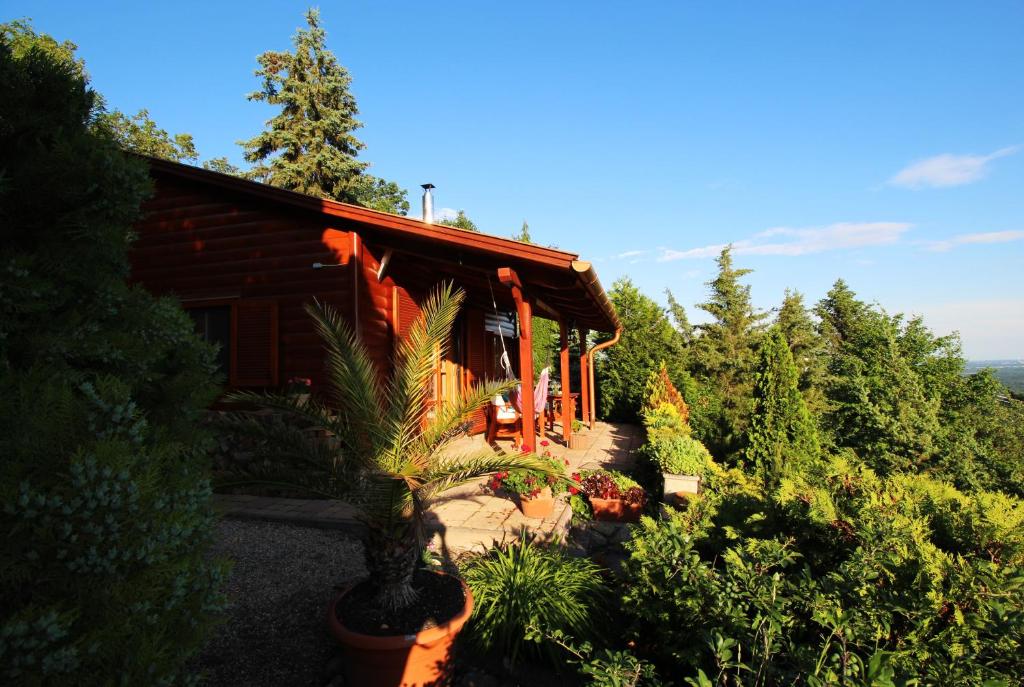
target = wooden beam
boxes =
[559,318,572,446]
[579,327,590,426]
[500,267,536,449]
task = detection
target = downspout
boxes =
[586,327,622,429]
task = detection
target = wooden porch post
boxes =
[499,268,536,449]
[559,318,571,446]
[579,327,590,426]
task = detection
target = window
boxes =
[185,300,279,388]
[188,306,231,376]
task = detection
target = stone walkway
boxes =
[213,421,642,553]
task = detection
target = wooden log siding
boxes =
[130,175,356,393]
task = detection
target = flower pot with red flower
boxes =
[580,470,647,523]
[284,376,313,405]
[227,285,560,686]
[492,450,569,519]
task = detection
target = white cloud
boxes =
[615,250,647,259]
[889,146,1019,189]
[911,299,1024,359]
[925,230,1024,252]
[657,222,912,261]
[433,207,459,222]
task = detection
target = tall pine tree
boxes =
[776,289,826,417]
[746,329,820,487]
[690,246,768,459]
[240,9,408,214]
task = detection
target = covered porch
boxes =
[361,219,623,450]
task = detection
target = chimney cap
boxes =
[421,183,435,190]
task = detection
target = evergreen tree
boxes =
[816,286,941,474]
[0,29,224,683]
[665,288,694,345]
[690,246,768,459]
[776,289,826,416]
[514,220,532,243]
[439,209,479,231]
[240,9,408,214]
[746,329,820,487]
[597,278,686,421]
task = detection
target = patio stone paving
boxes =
[213,420,642,554]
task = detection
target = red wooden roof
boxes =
[141,156,621,332]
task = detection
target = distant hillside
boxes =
[965,360,1024,395]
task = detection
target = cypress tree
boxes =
[0,30,224,683]
[690,246,768,459]
[240,9,408,214]
[746,329,820,487]
[776,289,826,416]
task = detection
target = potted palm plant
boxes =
[223,283,555,687]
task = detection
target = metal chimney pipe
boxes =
[421,183,435,224]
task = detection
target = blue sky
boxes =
[9,1,1023,358]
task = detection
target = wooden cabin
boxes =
[129,157,621,447]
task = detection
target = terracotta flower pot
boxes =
[589,496,643,523]
[518,486,554,519]
[327,572,474,687]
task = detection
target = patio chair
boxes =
[486,368,550,448]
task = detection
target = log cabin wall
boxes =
[130,174,358,395]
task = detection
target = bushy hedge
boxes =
[1,31,224,684]
[619,455,1024,685]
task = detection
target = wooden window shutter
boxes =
[465,308,489,434]
[231,301,279,387]
[395,287,422,341]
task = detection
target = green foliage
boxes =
[598,278,687,422]
[642,433,714,477]
[619,456,1024,686]
[513,220,532,243]
[746,328,821,487]
[642,363,690,426]
[776,289,826,416]
[94,108,199,163]
[492,452,569,496]
[438,209,479,231]
[690,247,769,460]
[225,284,557,611]
[461,538,609,668]
[0,29,224,684]
[201,157,241,176]
[527,627,664,686]
[239,9,408,214]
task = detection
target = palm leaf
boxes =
[418,449,561,506]
[305,299,388,459]
[409,378,517,464]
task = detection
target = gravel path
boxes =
[196,520,366,686]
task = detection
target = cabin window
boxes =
[184,300,279,388]
[188,306,231,376]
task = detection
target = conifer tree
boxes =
[665,288,694,345]
[746,329,820,487]
[1,28,223,683]
[690,246,768,459]
[776,289,826,416]
[514,220,532,243]
[598,278,686,421]
[240,9,408,214]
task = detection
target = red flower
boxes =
[569,486,579,495]
[572,473,581,482]
[521,445,532,453]
[540,440,549,447]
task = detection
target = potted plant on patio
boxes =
[489,447,569,519]
[579,470,647,523]
[223,283,556,687]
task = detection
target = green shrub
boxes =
[461,537,609,668]
[619,456,1024,685]
[641,433,714,476]
[0,26,224,684]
